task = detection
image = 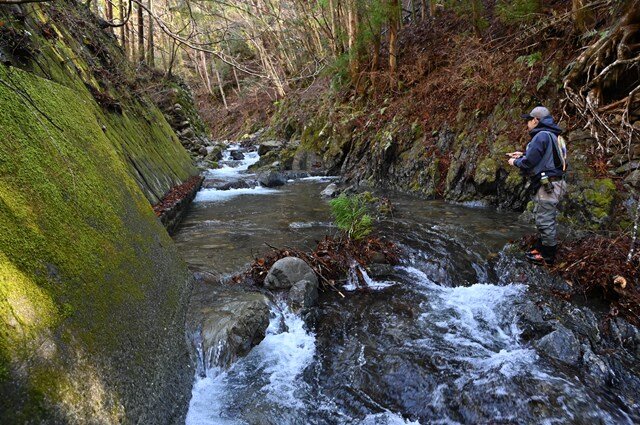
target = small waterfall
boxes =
[343,262,396,291]
[186,302,316,425]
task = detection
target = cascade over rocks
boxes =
[187,277,271,373]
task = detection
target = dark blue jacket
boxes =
[514,116,564,183]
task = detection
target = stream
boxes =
[173,145,636,424]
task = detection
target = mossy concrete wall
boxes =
[0,61,193,424]
[0,3,200,423]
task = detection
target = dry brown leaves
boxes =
[232,235,400,291]
[152,175,203,217]
[524,234,640,326]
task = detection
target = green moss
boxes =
[0,62,191,421]
[505,169,523,189]
[474,158,498,185]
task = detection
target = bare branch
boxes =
[0,0,51,4]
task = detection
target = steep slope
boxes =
[259,5,639,231]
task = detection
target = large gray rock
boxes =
[188,281,271,373]
[625,169,640,189]
[292,148,325,171]
[258,171,286,187]
[230,150,245,161]
[535,325,581,365]
[258,140,284,156]
[288,279,319,310]
[320,183,339,198]
[265,257,318,290]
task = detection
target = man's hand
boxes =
[506,151,523,158]
[508,157,517,166]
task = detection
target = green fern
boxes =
[329,194,374,240]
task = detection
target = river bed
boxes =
[173,146,637,425]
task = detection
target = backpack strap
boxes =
[542,131,566,172]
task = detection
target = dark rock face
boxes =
[258,171,286,188]
[497,251,640,406]
[288,279,319,311]
[535,326,581,365]
[292,149,325,172]
[187,278,271,374]
[264,257,318,290]
[258,140,284,156]
[230,150,245,161]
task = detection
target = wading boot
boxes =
[526,244,557,266]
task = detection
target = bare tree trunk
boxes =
[119,0,126,51]
[226,41,241,93]
[389,0,399,84]
[329,0,338,55]
[129,21,136,61]
[253,37,287,98]
[347,0,360,81]
[106,0,113,22]
[137,2,144,64]
[211,58,228,109]
[411,0,416,22]
[200,51,214,95]
[147,0,154,67]
[429,0,435,17]
[421,0,427,21]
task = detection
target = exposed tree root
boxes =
[564,1,640,156]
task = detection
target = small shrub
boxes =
[496,0,541,24]
[515,51,542,68]
[330,194,374,240]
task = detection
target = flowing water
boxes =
[174,146,635,424]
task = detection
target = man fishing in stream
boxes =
[507,106,567,265]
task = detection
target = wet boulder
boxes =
[320,183,339,198]
[188,281,271,372]
[367,263,394,278]
[257,140,284,156]
[288,279,319,310]
[258,171,286,188]
[217,181,251,191]
[535,325,581,365]
[230,150,245,161]
[265,257,318,290]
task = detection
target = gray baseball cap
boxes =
[521,106,550,120]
